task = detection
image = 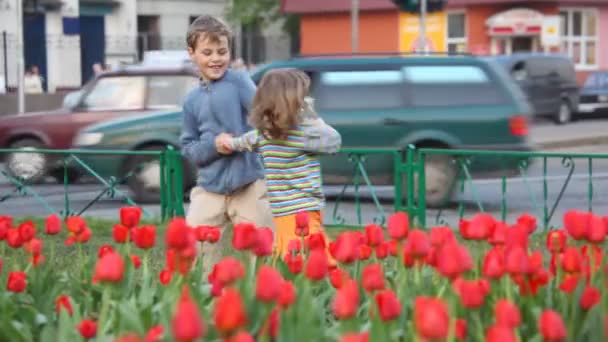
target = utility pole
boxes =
[351,0,359,53]
[418,0,427,53]
[16,0,25,114]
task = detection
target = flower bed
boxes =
[0,207,607,341]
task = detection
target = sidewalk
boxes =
[531,119,608,150]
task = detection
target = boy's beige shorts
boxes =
[185,179,275,276]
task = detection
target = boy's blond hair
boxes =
[187,15,232,49]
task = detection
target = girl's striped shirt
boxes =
[228,116,341,217]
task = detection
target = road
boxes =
[1,118,608,230]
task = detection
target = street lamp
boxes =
[16,0,25,114]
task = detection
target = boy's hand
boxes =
[215,133,233,154]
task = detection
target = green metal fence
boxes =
[0,147,184,220]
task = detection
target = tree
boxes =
[224,0,282,28]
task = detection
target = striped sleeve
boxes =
[229,129,262,152]
[300,118,342,154]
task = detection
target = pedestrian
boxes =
[217,68,341,262]
[180,15,274,275]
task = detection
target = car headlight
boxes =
[73,132,104,146]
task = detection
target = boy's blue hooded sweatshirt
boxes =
[180,69,264,194]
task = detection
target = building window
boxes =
[447,12,466,53]
[559,8,598,69]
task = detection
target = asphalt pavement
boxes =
[2,118,608,229]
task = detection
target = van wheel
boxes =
[123,145,195,203]
[414,154,458,208]
[555,100,572,125]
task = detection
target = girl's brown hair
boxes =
[249,68,311,140]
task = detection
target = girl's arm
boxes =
[228,130,262,152]
[300,117,342,154]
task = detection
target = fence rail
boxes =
[0,147,184,221]
[1,146,606,230]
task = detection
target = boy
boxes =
[180,15,274,274]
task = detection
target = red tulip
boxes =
[387,211,409,240]
[485,324,517,342]
[358,244,372,260]
[546,230,567,253]
[374,289,401,321]
[375,242,389,259]
[226,331,255,342]
[488,221,508,245]
[6,229,23,248]
[429,226,455,246]
[284,253,303,274]
[232,222,258,250]
[561,247,583,274]
[516,213,537,234]
[130,254,142,269]
[55,295,73,316]
[255,265,283,302]
[159,269,172,285]
[145,325,164,342]
[206,226,221,243]
[66,216,86,234]
[93,251,125,283]
[494,299,521,328]
[295,211,310,237]
[132,225,156,249]
[213,288,248,335]
[172,286,205,342]
[329,268,350,289]
[414,296,449,340]
[24,238,43,255]
[453,278,490,308]
[482,248,506,279]
[45,214,62,234]
[278,280,296,308]
[208,257,245,287]
[165,218,192,250]
[97,245,115,258]
[329,231,360,264]
[7,271,27,292]
[460,213,494,240]
[253,227,274,257]
[587,213,606,243]
[307,232,327,251]
[436,241,473,279]
[112,224,129,243]
[361,263,385,293]
[120,206,142,228]
[339,332,369,342]
[364,224,384,247]
[18,220,36,242]
[564,210,588,240]
[305,249,329,281]
[0,215,12,240]
[77,319,97,339]
[114,333,142,342]
[455,319,467,340]
[538,310,567,342]
[580,286,601,310]
[332,279,359,320]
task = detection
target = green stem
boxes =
[474,311,485,341]
[97,285,112,339]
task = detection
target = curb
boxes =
[534,135,608,150]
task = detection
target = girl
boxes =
[218,68,341,260]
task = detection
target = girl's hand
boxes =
[215,133,233,154]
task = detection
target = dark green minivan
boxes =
[72,54,534,206]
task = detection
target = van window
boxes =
[147,75,199,109]
[316,70,405,110]
[403,65,507,106]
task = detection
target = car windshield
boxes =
[584,72,608,89]
[81,76,146,111]
[146,75,199,109]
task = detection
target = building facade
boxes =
[282,0,608,83]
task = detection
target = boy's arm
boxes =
[228,130,261,152]
[237,71,256,116]
[180,100,222,167]
[301,118,342,154]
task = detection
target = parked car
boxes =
[73,53,534,207]
[578,71,608,114]
[0,62,199,183]
[489,53,579,124]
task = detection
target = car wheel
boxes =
[414,153,457,208]
[4,138,48,184]
[123,145,195,203]
[49,167,82,184]
[555,100,572,125]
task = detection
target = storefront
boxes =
[281,0,608,82]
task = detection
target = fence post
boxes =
[165,146,185,218]
[416,149,427,229]
[159,150,168,221]
[405,145,416,227]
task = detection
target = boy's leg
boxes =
[227,179,275,229]
[185,186,229,277]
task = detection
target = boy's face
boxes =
[188,34,230,81]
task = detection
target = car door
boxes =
[526,58,560,114]
[308,66,408,185]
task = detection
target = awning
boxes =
[486,8,543,36]
[80,0,120,16]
